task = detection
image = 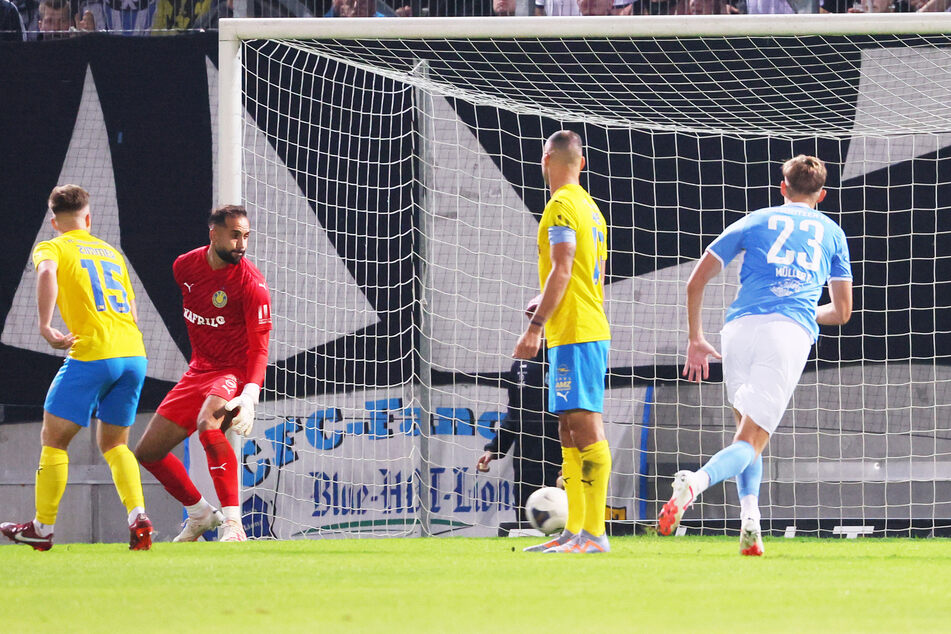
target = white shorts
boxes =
[720,314,812,435]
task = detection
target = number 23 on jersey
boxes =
[765,214,824,272]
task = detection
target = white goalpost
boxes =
[218,15,951,538]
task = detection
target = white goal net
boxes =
[219,15,951,538]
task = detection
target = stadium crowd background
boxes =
[0,0,948,41]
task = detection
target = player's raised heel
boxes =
[173,507,224,542]
[739,519,764,556]
[658,470,697,536]
[219,518,247,542]
[129,513,154,551]
[0,521,54,551]
[523,530,574,553]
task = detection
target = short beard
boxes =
[216,247,244,265]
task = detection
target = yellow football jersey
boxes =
[537,183,610,348]
[32,230,146,361]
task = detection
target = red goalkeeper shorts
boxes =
[157,368,244,434]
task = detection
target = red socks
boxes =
[139,453,202,507]
[140,430,239,508]
[199,429,239,508]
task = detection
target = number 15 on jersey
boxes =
[80,257,130,313]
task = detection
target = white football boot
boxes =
[658,470,698,536]
[739,518,764,556]
[173,507,224,542]
[219,518,248,542]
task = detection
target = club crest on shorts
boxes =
[555,364,572,393]
[212,290,228,308]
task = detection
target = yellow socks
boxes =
[103,445,145,514]
[35,446,69,525]
[580,440,612,537]
[562,447,584,535]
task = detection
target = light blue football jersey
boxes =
[707,202,852,342]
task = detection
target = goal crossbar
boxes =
[219,14,951,42]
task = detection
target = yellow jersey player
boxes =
[0,185,152,551]
[514,130,612,553]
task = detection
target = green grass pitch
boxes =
[3,535,950,633]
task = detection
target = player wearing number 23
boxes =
[659,155,853,557]
[1,184,153,552]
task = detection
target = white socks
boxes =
[186,497,212,519]
[221,506,240,522]
[186,499,237,522]
[127,506,145,525]
[740,494,761,524]
[33,519,54,536]
[691,470,712,497]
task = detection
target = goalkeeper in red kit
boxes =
[135,205,271,542]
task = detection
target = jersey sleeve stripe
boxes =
[705,247,726,266]
[548,226,576,245]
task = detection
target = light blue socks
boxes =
[736,453,763,499]
[699,440,757,488]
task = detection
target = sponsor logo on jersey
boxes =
[770,279,803,298]
[213,290,228,308]
[183,308,226,327]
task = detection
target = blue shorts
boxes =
[45,356,148,428]
[548,341,609,414]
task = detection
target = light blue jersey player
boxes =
[708,202,852,343]
[659,155,854,557]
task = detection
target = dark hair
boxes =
[208,204,248,228]
[48,184,89,215]
[783,155,827,198]
[546,129,583,157]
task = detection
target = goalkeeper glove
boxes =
[225,383,260,436]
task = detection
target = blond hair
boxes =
[782,155,826,198]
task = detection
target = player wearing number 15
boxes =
[659,155,853,556]
[514,130,612,554]
[1,185,153,551]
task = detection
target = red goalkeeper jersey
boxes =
[173,246,272,385]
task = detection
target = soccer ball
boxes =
[524,486,568,535]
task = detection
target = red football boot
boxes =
[1,521,53,551]
[129,513,154,551]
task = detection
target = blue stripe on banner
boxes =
[637,384,654,521]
